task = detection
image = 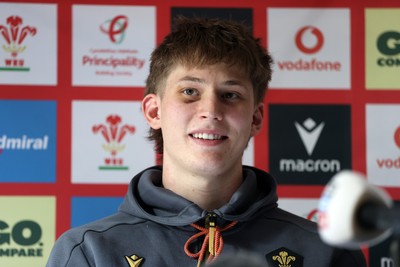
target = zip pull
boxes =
[206,213,217,256]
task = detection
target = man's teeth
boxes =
[192,133,222,140]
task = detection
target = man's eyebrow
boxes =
[224,80,246,86]
[178,76,205,83]
[178,76,247,87]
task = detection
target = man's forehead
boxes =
[167,63,250,82]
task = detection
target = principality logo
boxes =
[100,15,128,44]
[295,118,324,156]
[295,26,324,54]
[92,114,135,171]
[266,247,303,267]
[0,15,36,72]
[124,254,144,267]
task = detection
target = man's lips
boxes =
[189,133,228,140]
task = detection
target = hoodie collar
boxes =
[119,166,278,226]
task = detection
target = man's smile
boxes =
[190,133,226,140]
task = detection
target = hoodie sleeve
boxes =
[330,248,367,267]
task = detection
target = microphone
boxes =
[317,170,396,249]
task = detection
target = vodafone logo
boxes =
[295,26,324,54]
[376,126,400,169]
[394,126,400,148]
[276,25,341,72]
[100,15,128,44]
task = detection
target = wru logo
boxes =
[93,114,135,170]
[272,251,296,267]
[0,15,36,69]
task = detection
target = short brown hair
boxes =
[145,16,273,154]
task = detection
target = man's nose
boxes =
[199,94,223,121]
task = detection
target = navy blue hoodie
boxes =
[46,166,366,267]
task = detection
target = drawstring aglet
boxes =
[208,221,216,255]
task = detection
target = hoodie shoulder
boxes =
[266,207,318,234]
[47,212,145,267]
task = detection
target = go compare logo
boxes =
[376,31,400,67]
[0,220,43,257]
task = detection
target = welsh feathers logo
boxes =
[92,115,135,170]
[0,15,36,71]
[272,251,296,267]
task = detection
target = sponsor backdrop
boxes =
[0,0,399,266]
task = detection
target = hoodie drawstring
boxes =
[184,217,237,267]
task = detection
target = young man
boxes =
[46,17,366,267]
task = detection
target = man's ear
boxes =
[251,102,264,136]
[142,93,161,130]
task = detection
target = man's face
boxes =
[144,63,263,177]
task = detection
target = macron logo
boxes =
[295,118,324,156]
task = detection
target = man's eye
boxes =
[182,88,197,95]
[222,92,238,100]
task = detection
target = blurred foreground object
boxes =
[318,170,398,248]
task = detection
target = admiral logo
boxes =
[277,26,341,72]
[269,105,351,185]
[376,31,400,67]
[0,100,56,183]
[0,15,36,72]
[0,135,48,153]
[93,114,135,171]
[376,126,400,169]
[0,220,43,257]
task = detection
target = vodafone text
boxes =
[277,58,341,71]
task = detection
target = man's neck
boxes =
[161,162,244,211]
